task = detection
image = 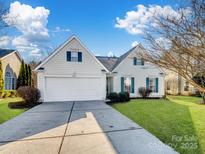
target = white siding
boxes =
[113,48,165,97]
[37,37,106,102]
[42,38,103,76]
[37,72,45,101]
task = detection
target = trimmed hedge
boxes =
[107,92,119,102]
[107,92,130,103]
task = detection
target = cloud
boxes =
[131,41,139,47]
[4,1,50,42]
[107,51,114,57]
[0,36,10,47]
[3,1,50,59]
[12,36,29,46]
[155,37,171,49]
[52,26,70,33]
[115,4,191,35]
[29,48,41,57]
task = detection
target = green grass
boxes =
[112,96,205,154]
[0,98,27,124]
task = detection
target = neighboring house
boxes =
[165,70,196,95]
[0,49,22,90]
[35,36,165,102]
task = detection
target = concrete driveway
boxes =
[0,101,177,154]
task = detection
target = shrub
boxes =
[1,90,17,98]
[2,93,5,98]
[107,92,130,103]
[118,92,127,102]
[138,87,152,98]
[17,86,41,106]
[10,90,17,97]
[118,92,130,102]
[5,91,11,97]
[107,92,119,102]
[124,92,130,101]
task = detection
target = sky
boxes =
[0,0,184,61]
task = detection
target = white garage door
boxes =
[44,77,105,102]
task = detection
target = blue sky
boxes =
[2,0,179,60]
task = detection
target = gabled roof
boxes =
[35,36,144,73]
[96,45,141,72]
[35,35,109,72]
[96,56,119,71]
[112,46,138,71]
[0,49,15,58]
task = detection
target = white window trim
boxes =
[71,51,78,62]
[149,78,157,93]
[136,58,142,65]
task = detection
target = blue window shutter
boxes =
[146,77,149,89]
[78,52,82,62]
[131,77,135,93]
[121,77,124,92]
[67,51,71,61]
[156,78,159,93]
[134,57,137,65]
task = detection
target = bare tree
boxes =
[139,0,205,103]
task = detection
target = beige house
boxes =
[164,69,196,95]
[0,49,22,90]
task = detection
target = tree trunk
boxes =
[201,92,205,104]
[203,95,205,104]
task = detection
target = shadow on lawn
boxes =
[112,97,204,154]
[165,98,203,154]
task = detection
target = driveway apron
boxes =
[0,101,178,154]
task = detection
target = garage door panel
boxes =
[45,77,104,102]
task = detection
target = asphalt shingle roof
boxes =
[96,56,119,71]
[96,45,139,72]
[0,49,15,58]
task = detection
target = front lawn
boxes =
[0,98,27,124]
[112,96,205,154]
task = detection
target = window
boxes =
[67,51,82,62]
[5,72,11,90]
[121,77,135,93]
[12,78,15,89]
[124,77,131,93]
[133,57,144,66]
[146,77,158,93]
[184,81,189,91]
[71,52,78,62]
[5,72,15,90]
[137,58,142,65]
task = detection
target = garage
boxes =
[44,77,105,102]
[35,36,108,102]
